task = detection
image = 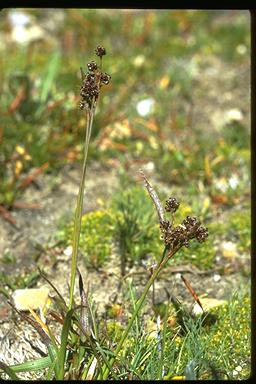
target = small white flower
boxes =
[136,98,155,117]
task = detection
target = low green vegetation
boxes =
[111,186,161,274]
[114,287,250,380]
[0,269,40,296]
[2,281,249,380]
[59,210,115,269]
[203,291,251,380]
[58,183,250,272]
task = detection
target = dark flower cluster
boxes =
[87,61,97,72]
[80,46,111,110]
[161,215,208,248]
[163,223,190,248]
[160,197,208,249]
[194,226,209,243]
[95,45,106,57]
[165,197,180,213]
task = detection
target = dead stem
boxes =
[139,169,166,224]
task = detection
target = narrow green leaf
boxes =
[45,358,57,380]
[158,303,169,379]
[0,356,52,374]
[35,51,61,117]
[39,52,61,104]
[56,309,74,380]
[0,361,20,380]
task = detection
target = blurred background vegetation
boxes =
[0,9,250,209]
[0,8,251,275]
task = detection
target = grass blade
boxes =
[37,51,61,115]
[56,309,74,379]
[0,362,20,380]
[38,268,68,311]
[0,356,52,374]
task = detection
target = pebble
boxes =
[220,241,238,258]
[64,245,73,256]
[213,273,221,282]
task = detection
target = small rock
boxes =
[192,297,227,316]
[213,273,221,283]
[143,161,155,172]
[225,108,243,123]
[136,98,155,117]
[64,245,73,257]
[12,288,50,311]
[220,241,238,258]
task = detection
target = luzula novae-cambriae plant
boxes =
[71,47,208,376]
[69,46,111,309]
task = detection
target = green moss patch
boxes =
[63,210,115,268]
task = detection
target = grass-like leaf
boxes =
[56,309,74,380]
[0,361,20,380]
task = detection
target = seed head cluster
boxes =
[80,46,111,110]
[160,197,208,249]
[95,45,106,57]
[165,197,180,213]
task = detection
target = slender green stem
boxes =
[158,299,169,379]
[102,246,180,379]
[69,107,95,310]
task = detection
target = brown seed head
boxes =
[95,45,106,57]
[195,226,209,243]
[165,197,180,213]
[87,61,98,72]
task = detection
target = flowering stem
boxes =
[69,106,95,310]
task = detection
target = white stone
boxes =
[213,273,221,283]
[236,44,247,55]
[225,108,243,123]
[12,288,50,311]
